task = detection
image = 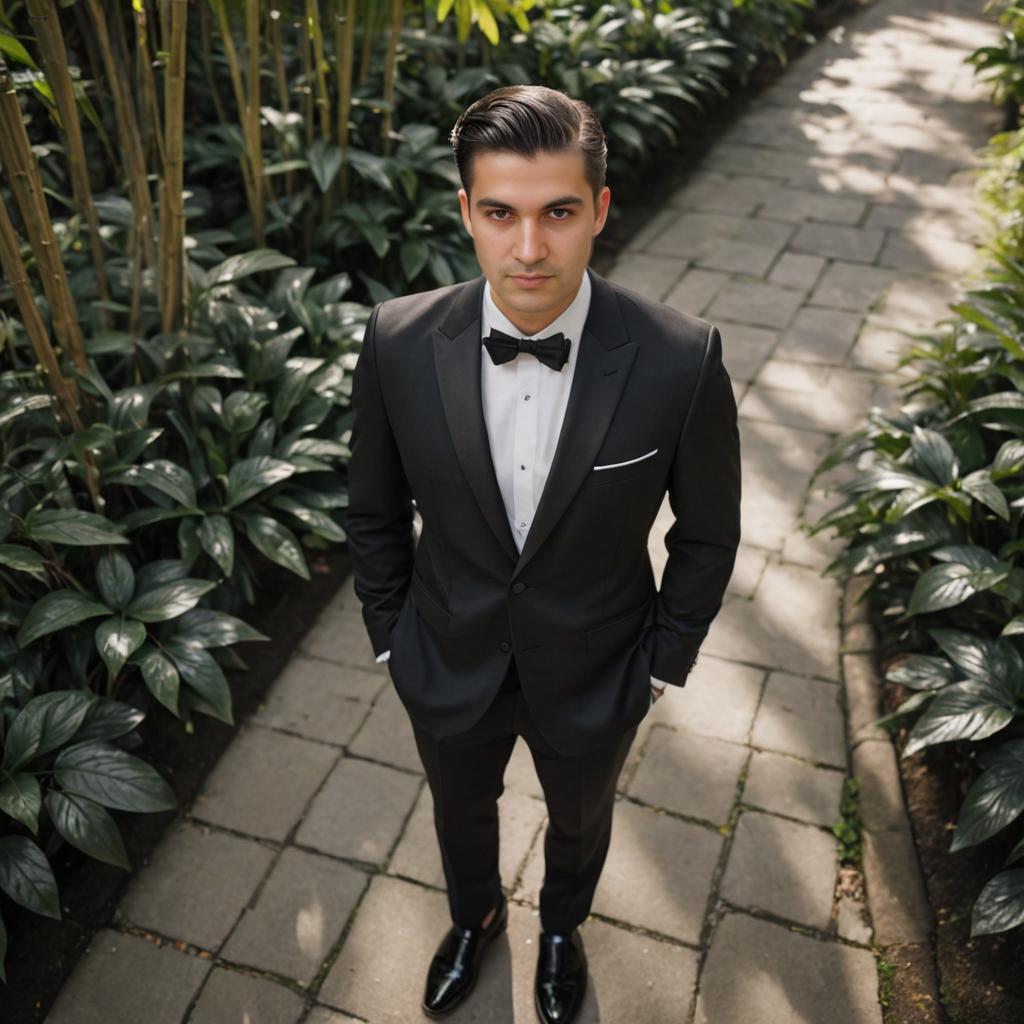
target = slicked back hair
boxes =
[449,85,607,205]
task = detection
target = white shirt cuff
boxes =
[376,649,391,663]
[650,676,668,691]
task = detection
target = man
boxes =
[345,84,740,1023]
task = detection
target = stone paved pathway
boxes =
[46,1,999,1020]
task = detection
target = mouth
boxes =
[510,274,551,287]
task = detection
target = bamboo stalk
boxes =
[0,54,88,377]
[26,0,112,321]
[210,0,263,246]
[86,0,154,341]
[358,0,376,86]
[132,1,165,170]
[334,0,356,201]
[307,0,331,141]
[269,6,296,204]
[199,0,229,127]
[245,0,265,241]
[0,190,82,430]
[381,0,403,156]
[160,0,189,334]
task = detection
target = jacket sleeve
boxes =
[344,301,415,657]
[644,324,741,685]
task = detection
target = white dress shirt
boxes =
[375,270,667,697]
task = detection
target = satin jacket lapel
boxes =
[512,268,637,580]
[432,275,520,564]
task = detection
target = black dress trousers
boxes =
[409,658,639,934]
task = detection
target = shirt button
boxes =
[519,522,526,528]
[499,640,511,652]
[524,394,531,401]
[512,582,526,594]
[520,464,526,470]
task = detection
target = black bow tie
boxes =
[483,328,571,372]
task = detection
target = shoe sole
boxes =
[421,911,509,1019]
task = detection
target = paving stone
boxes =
[743,750,845,827]
[848,321,913,371]
[317,875,455,1020]
[739,373,875,433]
[627,726,747,825]
[45,928,210,1024]
[347,683,424,774]
[503,734,545,799]
[871,276,958,331]
[707,280,805,329]
[221,847,367,983]
[773,306,863,365]
[589,798,722,942]
[768,252,826,290]
[623,205,684,252]
[388,783,545,892]
[863,825,934,945]
[757,359,830,392]
[647,653,765,744]
[670,172,780,214]
[864,202,983,239]
[703,142,809,180]
[305,1009,361,1024]
[810,262,897,311]
[646,211,749,260]
[878,230,980,275]
[717,321,779,382]
[193,725,337,841]
[788,161,891,198]
[252,655,379,745]
[783,488,849,570]
[606,252,689,302]
[751,672,846,766]
[836,893,874,945]
[726,544,769,598]
[852,738,910,833]
[791,222,885,263]
[756,186,868,225]
[720,810,837,929]
[188,967,305,1023]
[696,912,883,1024]
[664,267,731,317]
[735,217,797,250]
[697,237,781,276]
[844,652,890,747]
[295,755,421,865]
[299,605,381,672]
[118,821,275,950]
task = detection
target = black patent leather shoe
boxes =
[422,893,508,1017]
[534,928,587,1023]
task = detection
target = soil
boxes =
[0,544,352,1023]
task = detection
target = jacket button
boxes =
[499,641,511,652]
[511,582,526,594]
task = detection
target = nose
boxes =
[512,218,547,266]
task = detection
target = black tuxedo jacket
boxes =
[345,266,741,756]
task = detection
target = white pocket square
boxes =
[593,448,659,471]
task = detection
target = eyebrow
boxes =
[474,196,584,211]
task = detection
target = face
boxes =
[458,148,611,337]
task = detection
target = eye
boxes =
[549,208,573,219]
[487,209,511,221]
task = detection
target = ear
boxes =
[592,186,611,236]
[458,188,474,237]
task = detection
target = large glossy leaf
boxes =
[971,869,1024,936]
[0,836,60,919]
[134,645,180,717]
[53,741,176,813]
[45,790,129,870]
[961,470,1009,519]
[907,563,1007,616]
[109,460,197,509]
[24,509,128,546]
[0,773,42,834]
[199,514,234,576]
[930,629,992,681]
[162,640,233,724]
[885,654,956,691]
[125,579,216,623]
[307,139,342,193]
[1,691,95,772]
[95,616,147,679]
[16,590,111,648]
[224,456,295,509]
[95,551,136,610]
[238,512,310,580]
[903,679,1017,757]
[205,248,296,287]
[951,741,1024,851]
[72,699,145,744]
[0,544,47,574]
[911,426,957,484]
[173,608,268,647]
